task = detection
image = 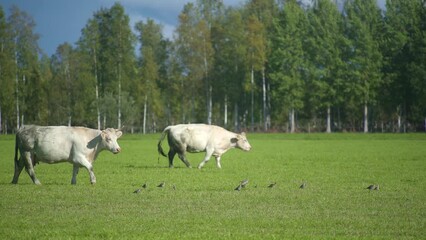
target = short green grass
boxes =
[0,133,425,239]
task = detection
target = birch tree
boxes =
[175,3,213,123]
[135,19,163,133]
[343,0,383,132]
[245,14,266,131]
[78,19,101,129]
[306,0,345,132]
[382,0,426,132]
[212,8,247,130]
[7,6,40,129]
[0,6,15,133]
[270,0,307,133]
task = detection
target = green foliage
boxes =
[305,0,345,112]
[1,134,425,238]
[0,1,425,132]
[381,0,426,124]
[269,0,307,118]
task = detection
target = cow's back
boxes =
[18,125,99,163]
[168,124,232,152]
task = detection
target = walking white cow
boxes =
[157,124,251,169]
[12,125,123,185]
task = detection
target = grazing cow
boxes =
[12,125,123,185]
[157,124,251,169]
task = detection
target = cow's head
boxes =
[101,128,123,154]
[231,132,251,151]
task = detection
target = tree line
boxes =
[0,0,425,134]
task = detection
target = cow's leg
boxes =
[75,157,96,184]
[198,149,213,169]
[11,156,25,184]
[23,152,41,185]
[168,149,176,168]
[177,153,192,168]
[215,156,222,169]
[71,164,79,185]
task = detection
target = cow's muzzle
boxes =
[113,147,121,154]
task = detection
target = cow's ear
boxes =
[116,130,123,138]
[101,130,107,139]
[231,137,238,143]
[240,132,246,137]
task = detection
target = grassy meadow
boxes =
[0,133,425,239]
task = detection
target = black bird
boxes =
[157,182,165,188]
[234,184,242,191]
[133,188,141,194]
[299,182,306,189]
[374,184,380,190]
[240,179,249,188]
[172,184,176,190]
[268,182,276,188]
[142,183,147,189]
[367,184,375,190]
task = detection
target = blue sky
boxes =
[1,0,243,56]
[1,0,385,57]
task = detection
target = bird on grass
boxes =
[299,182,306,189]
[133,188,141,194]
[268,182,276,188]
[157,182,165,188]
[172,184,176,190]
[234,184,242,191]
[374,184,380,190]
[367,184,378,190]
[141,183,147,189]
[240,179,249,188]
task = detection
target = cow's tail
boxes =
[157,126,171,158]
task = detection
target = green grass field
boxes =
[0,133,425,239]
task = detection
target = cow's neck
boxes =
[87,133,104,162]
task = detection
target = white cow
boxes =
[12,125,123,185]
[157,124,251,169]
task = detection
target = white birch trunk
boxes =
[397,115,401,133]
[15,48,20,129]
[181,77,185,123]
[224,95,228,127]
[117,62,122,130]
[267,79,271,130]
[250,65,254,132]
[93,48,101,130]
[326,106,331,133]
[234,103,238,131]
[20,75,25,127]
[363,103,368,133]
[262,67,267,131]
[143,95,147,134]
[66,64,71,127]
[0,105,2,134]
[95,84,100,130]
[290,108,295,133]
[208,85,212,125]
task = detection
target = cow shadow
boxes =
[124,164,188,169]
